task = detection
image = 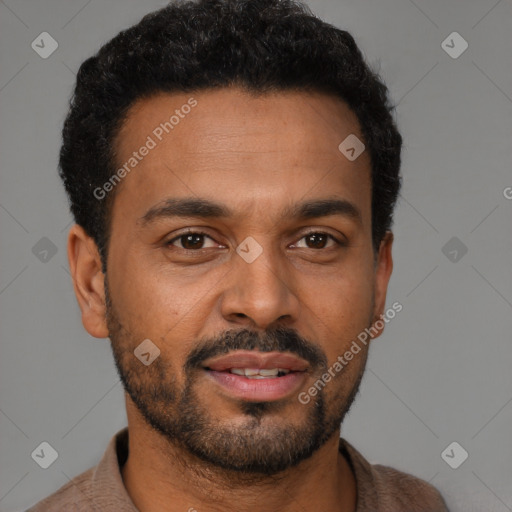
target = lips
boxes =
[202,350,309,372]
[202,350,309,402]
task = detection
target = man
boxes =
[28,0,449,510]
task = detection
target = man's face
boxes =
[99,87,392,474]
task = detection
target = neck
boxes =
[121,398,357,512]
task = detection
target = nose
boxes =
[219,242,301,330]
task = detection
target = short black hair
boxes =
[59,0,402,271]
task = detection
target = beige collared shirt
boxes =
[26,427,448,511]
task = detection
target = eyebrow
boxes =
[138,197,362,226]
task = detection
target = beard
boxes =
[105,281,368,477]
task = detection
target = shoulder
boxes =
[25,467,97,512]
[340,438,449,512]
[369,463,448,511]
[26,427,132,512]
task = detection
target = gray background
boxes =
[1,0,511,510]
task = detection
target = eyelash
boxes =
[165,230,345,251]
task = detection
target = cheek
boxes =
[108,255,219,365]
[312,257,374,312]
[106,255,180,351]
[305,267,374,360]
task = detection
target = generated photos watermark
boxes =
[298,301,403,404]
[93,97,198,200]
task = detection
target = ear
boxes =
[67,224,109,339]
[370,231,394,340]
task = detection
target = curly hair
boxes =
[59,0,402,271]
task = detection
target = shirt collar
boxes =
[91,427,373,511]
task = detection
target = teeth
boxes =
[228,368,291,377]
[258,368,279,377]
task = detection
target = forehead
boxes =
[116,87,364,156]
[110,87,371,227]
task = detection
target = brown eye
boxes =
[294,232,340,250]
[167,232,217,250]
[306,233,328,249]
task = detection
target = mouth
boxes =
[201,350,309,402]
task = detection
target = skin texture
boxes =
[67,87,394,512]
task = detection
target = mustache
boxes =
[185,326,327,371]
